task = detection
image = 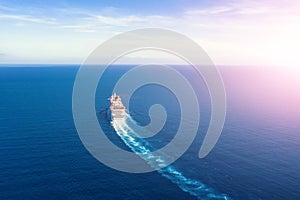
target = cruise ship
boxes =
[108,93,126,120]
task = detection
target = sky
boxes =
[0,0,300,66]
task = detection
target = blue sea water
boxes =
[0,65,299,199]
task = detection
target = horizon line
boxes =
[0,63,294,68]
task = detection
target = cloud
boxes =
[0,14,56,24]
[74,29,97,33]
[87,14,173,27]
[185,6,233,15]
[95,15,144,26]
[1,1,299,66]
[58,24,98,33]
[57,13,173,33]
[184,1,300,18]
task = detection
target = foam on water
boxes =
[112,117,231,200]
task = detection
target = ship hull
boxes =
[110,108,126,120]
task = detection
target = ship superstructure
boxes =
[109,93,126,120]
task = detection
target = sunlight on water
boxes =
[112,116,230,200]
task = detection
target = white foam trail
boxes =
[112,117,231,200]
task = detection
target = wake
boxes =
[112,117,230,200]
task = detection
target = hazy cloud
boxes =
[57,13,173,33]
[0,14,57,24]
[184,1,300,17]
[1,1,299,66]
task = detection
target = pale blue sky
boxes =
[0,0,299,66]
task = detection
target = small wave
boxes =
[112,118,231,200]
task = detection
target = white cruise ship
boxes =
[108,93,126,120]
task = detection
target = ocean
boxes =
[0,65,299,199]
